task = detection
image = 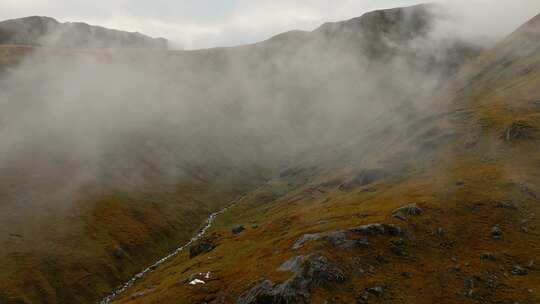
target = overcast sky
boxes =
[2,0,540,49]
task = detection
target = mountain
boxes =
[0,4,539,304]
[108,11,540,304]
[0,16,167,49]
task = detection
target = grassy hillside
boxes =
[0,5,532,304]
[111,13,540,304]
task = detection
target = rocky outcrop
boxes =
[189,239,216,258]
[349,223,402,236]
[236,255,346,304]
[0,16,167,49]
[392,203,423,220]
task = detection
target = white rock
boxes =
[189,279,205,285]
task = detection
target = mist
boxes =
[0,2,538,213]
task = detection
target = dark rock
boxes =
[463,277,475,297]
[386,225,403,236]
[503,122,538,141]
[495,202,517,210]
[339,169,386,190]
[511,265,528,276]
[392,203,423,220]
[401,272,412,278]
[390,239,407,256]
[484,273,497,293]
[351,223,385,235]
[491,226,502,240]
[480,252,496,261]
[292,233,321,250]
[436,227,445,237]
[235,280,280,304]
[232,225,246,235]
[356,293,369,304]
[113,247,126,259]
[189,240,216,258]
[357,212,371,218]
[349,223,402,236]
[355,237,372,247]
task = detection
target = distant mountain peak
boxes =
[0,16,167,49]
[315,4,433,39]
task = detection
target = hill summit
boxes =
[0,16,167,49]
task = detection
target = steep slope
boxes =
[0,4,491,304]
[111,13,540,304]
[0,16,167,49]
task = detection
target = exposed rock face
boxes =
[237,255,346,304]
[0,16,167,49]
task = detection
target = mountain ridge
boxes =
[0,16,167,49]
